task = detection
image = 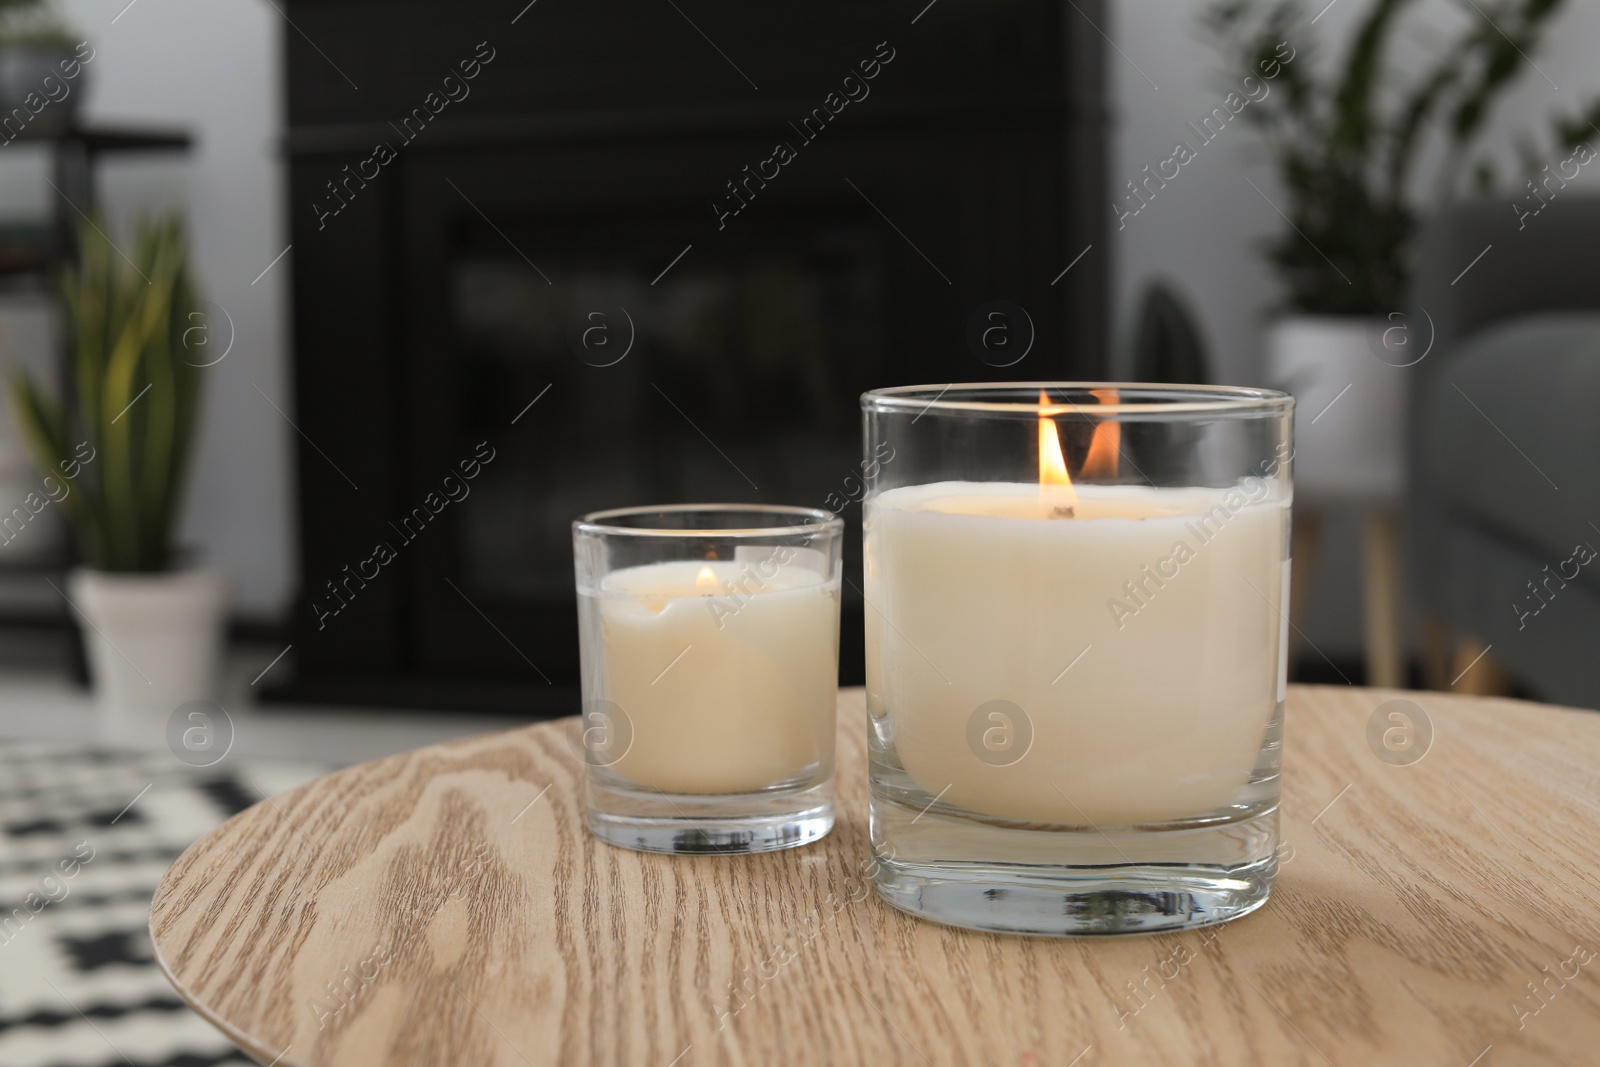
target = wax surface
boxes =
[865,480,1287,824]
[584,559,839,794]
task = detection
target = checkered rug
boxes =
[0,740,327,1067]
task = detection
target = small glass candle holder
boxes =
[573,504,843,854]
[862,384,1293,935]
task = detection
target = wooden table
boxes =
[152,686,1600,1066]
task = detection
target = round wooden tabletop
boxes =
[151,686,1600,1066]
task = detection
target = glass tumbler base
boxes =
[585,774,833,855]
[871,803,1278,936]
[587,807,833,854]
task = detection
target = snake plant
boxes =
[7,216,205,572]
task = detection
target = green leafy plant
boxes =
[7,216,205,572]
[0,0,78,49]
[1205,0,1599,314]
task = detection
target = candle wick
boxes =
[1050,505,1076,519]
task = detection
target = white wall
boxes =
[0,0,293,617]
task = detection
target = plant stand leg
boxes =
[1450,638,1510,696]
[1421,617,1453,691]
[1363,509,1405,688]
[1288,508,1320,682]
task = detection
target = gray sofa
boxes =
[1408,198,1600,709]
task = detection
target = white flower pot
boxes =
[1264,315,1409,500]
[67,567,227,746]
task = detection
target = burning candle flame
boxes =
[1080,387,1121,479]
[1037,390,1078,513]
[696,565,719,594]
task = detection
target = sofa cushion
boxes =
[1415,314,1600,594]
[1430,518,1600,708]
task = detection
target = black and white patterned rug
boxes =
[0,741,326,1067]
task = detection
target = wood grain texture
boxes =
[152,686,1600,1067]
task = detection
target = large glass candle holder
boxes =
[573,505,843,854]
[862,384,1293,935]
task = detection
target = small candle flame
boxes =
[1038,389,1078,514]
[695,565,719,594]
[1080,387,1121,479]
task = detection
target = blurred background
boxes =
[1,1,1598,1063]
[0,0,1591,727]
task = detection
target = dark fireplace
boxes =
[274,0,1107,713]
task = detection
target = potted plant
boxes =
[8,216,222,742]
[1204,0,1594,495]
[0,0,85,131]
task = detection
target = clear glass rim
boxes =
[861,382,1293,417]
[574,503,843,538]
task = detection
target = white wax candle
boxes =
[865,480,1288,825]
[583,558,839,794]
